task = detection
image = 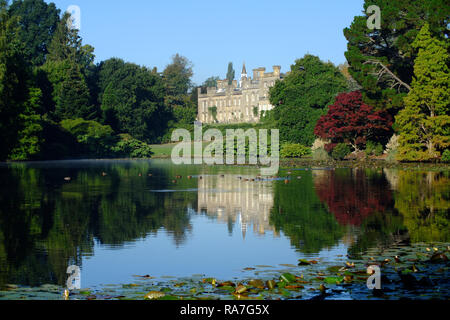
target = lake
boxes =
[0,159,448,300]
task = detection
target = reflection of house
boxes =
[197,175,278,238]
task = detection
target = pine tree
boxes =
[43,12,97,121]
[226,62,235,86]
[396,23,450,161]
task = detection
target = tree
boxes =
[42,13,97,121]
[203,76,220,88]
[344,0,449,113]
[315,91,393,152]
[0,1,30,160]
[226,62,235,86]
[396,23,450,161]
[98,58,166,143]
[8,0,60,66]
[269,54,348,146]
[163,54,193,98]
[42,59,95,121]
[9,87,44,160]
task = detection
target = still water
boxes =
[0,160,448,293]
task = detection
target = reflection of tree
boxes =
[314,169,393,226]
[0,161,197,287]
[347,211,408,257]
[270,172,344,254]
[391,170,449,242]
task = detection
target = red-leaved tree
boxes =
[315,91,393,152]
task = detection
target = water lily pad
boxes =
[280,273,297,283]
[298,259,311,266]
[248,279,265,289]
[144,291,166,300]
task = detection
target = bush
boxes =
[365,141,384,156]
[112,134,153,158]
[281,143,311,158]
[312,147,332,161]
[61,118,116,157]
[331,143,351,160]
[442,150,450,163]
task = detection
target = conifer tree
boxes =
[396,23,450,161]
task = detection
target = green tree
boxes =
[8,0,60,66]
[269,54,348,146]
[163,53,193,99]
[203,76,220,88]
[344,0,449,113]
[396,23,450,161]
[42,13,97,121]
[42,59,95,121]
[9,87,44,160]
[0,1,30,160]
[226,62,235,86]
[98,58,166,143]
[9,0,60,66]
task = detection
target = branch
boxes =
[364,60,412,92]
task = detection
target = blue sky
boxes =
[45,0,365,85]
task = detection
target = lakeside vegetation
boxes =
[0,0,448,164]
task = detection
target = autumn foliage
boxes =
[315,91,393,152]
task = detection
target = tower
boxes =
[240,63,248,84]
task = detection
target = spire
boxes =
[240,62,248,85]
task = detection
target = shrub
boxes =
[331,143,351,160]
[313,147,332,161]
[442,150,450,163]
[112,134,153,158]
[61,118,116,157]
[365,141,384,156]
[281,143,311,158]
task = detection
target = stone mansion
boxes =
[197,64,284,124]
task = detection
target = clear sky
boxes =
[45,0,365,85]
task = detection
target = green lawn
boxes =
[150,142,212,158]
[150,143,178,158]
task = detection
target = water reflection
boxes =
[0,160,448,290]
[197,174,277,238]
[314,169,393,226]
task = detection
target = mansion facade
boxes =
[197,64,284,124]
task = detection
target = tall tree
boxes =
[8,0,60,66]
[269,54,348,146]
[395,23,450,161]
[0,1,30,160]
[42,12,97,121]
[98,58,167,143]
[163,53,193,98]
[344,0,449,113]
[226,62,235,86]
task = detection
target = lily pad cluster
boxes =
[1,244,448,300]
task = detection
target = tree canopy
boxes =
[344,0,449,113]
[269,54,348,146]
[315,91,393,152]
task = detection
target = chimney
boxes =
[273,66,281,77]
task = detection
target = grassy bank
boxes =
[150,143,450,171]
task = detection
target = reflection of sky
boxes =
[81,213,348,288]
